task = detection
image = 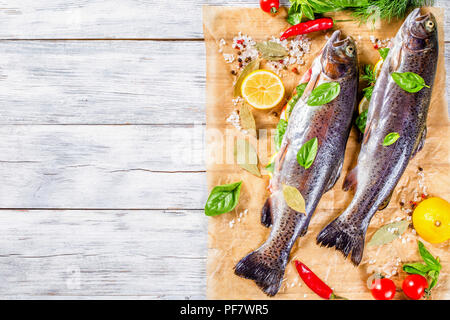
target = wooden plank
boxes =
[0,1,448,40]
[0,40,448,125]
[0,125,209,209]
[0,40,205,124]
[0,209,207,298]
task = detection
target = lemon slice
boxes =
[241,70,285,110]
[373,58,384,79]
[358,96,370,114]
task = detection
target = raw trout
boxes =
[235,31,359,296]
[317,9,438,265]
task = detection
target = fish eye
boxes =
[345,45,355,57]
[425,20,435,32]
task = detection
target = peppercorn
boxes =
[418,167,423,171]
[231,70,237,75]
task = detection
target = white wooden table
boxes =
[0,1,448,299]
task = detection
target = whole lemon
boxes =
[413,197,450,243]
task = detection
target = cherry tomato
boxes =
[370,278,396,300]
[402,274,428,300]
[260,0,279,14]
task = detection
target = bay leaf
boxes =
[233,58,260,97]
[282,184,306,213]
[234,138,261,177]
[255,41,288,61]
[239,103,257,137]
[367,220,409,247]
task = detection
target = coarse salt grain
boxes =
[226,110,242,131]
[223,53,235,63]
[232,97,242,106]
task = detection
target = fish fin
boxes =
[325,158,344,192]
[342,167,357,192]
[378,191,393,210]
[316,216,365,266]
[411,126,427,159]
[234,248,284,296]
[261,198,273,228]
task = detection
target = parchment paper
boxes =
[203,6,449,300]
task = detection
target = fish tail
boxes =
[234,247,285,296]
[316,213,365,266]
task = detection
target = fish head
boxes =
[402,8,438,51]
[321,30,358,79]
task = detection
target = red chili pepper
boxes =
[280,18,334,41]
[294,260,346,299]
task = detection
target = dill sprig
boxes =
[288,0,434,24]
[352,0,435,22]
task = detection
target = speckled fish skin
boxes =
[317,9,438,266]
[234,31,358,296]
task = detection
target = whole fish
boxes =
[235,31,359,296]
[317,9,438,265]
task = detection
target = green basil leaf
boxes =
[307,82,341,106]
[306,0,336,13]
[297,137,318,169]
[367,220,409,247]
[265,161,275,174]
[287,83,308,116]
[205,181,242,216]
[287,12,303,25]
[363,85,374,100]
[274,119,288,151]
[383,132,400,146]
[355,110,368,133]
[361,64,375,84]
[427,270,439,289]
[391,72,430,93]
[302,4,315,20]
[295,83,308,98]
[402,263,432,277]
[378,48,390,60]
[418,241,441,271]
[287,3,302,25]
